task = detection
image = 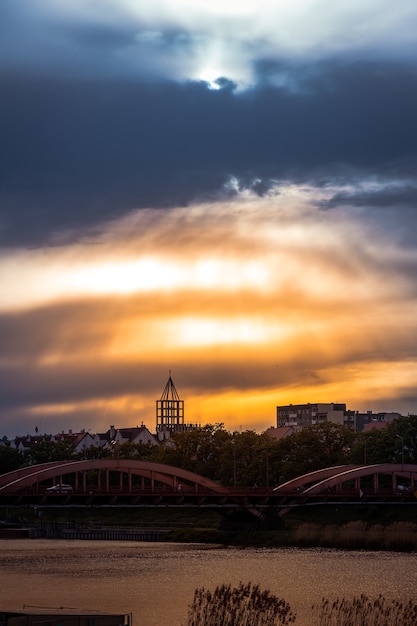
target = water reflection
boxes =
[0,541,416,626]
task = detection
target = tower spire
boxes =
[160,372,181,402]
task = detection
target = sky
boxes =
[1,0,417,438]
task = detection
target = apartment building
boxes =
[277,403,403,432]
[353,411,402,432]
[277,403,347,429]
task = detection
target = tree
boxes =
[277,423,356,482]
[76,445,112,460]
[0,445,24,475]
[217,431,282,488]
[314,422,356,464]
[387,415,417,464]
[112,442,157,461]
[152,424,230,480]
[350,415,417,465]
[23,439,75,465]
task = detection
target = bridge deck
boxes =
[1,461,416,510]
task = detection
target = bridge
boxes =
[273,463,417,514]
[0,460,416,512]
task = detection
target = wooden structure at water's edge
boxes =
[0,611,131,626]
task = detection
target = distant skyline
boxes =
[1,1,417,438]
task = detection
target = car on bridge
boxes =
[45,484,73,493]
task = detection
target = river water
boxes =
[0,540,416,626]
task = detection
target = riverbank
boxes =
[2,503,417,551]
[169,519,417,552]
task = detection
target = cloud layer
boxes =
[1,63,417,247]
[1,196,417,436]
[1,1,417,436]
[2,1,417,85]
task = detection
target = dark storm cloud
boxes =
[0,1,136,76]
[318,182,417,249]
[321,184,417,210]
[1,61,417,247]
[0,1,210,83]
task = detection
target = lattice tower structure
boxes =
[156,374,185,431]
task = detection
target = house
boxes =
[71,430,97,454]
[363,421,388,432]
[10,434,56,452]
[264,426,297,440]
[97,425,159,451]
[117,425,158,446]
[11,430,97,455]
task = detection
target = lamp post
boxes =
[231,438,236,488]
[396,435,405,470]
[261,444,270,489]
[265,445,270,489]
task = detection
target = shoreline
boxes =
[2,523,417,552]
[2,502,417,552]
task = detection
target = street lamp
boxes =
[231,438,236,488]
[265,445,270,489]
[260,444,270,488]
[396,435,405,469]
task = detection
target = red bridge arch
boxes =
[0,459,229,496]
[274,464,417,497]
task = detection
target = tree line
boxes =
[1,415,416,486]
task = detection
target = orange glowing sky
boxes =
[2,187,416,437]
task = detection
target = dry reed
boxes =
[293,521,417,550]
[313,593,417,626]
[184,584,417,626]
[184,581,296,626]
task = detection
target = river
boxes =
[0,540,416,626]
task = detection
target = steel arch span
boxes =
[274,464,417,497]
[0,459,229,496]
[273,465,362,494]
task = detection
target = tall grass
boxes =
[294,520,417,550]
[184,582,296,626]
[313,594,417,626]
[184,585,417,626]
